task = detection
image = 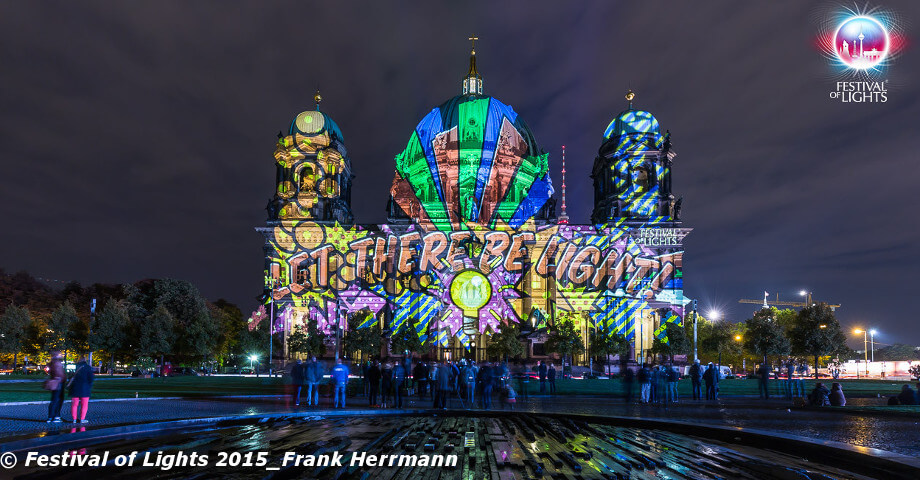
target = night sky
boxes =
[2,2,918,347]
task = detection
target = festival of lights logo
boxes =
[818,5,905,75]
[833,16,889,70]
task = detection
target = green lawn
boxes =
[1,376,913,404]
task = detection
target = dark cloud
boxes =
[1,1,918,346]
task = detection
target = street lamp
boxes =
[799,290,813,306]
[869,329,877,362]
[249,355,257,373]
[854,329,869,377]
[708,310,721,321]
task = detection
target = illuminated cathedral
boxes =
[256,41,690,363]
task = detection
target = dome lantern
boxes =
[462,35,483,96]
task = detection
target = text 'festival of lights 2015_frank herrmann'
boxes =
[255,42,691,362]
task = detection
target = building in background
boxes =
[256,44,691,364]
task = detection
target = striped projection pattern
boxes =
[390,95,552,231]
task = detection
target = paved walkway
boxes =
[2,394,918,457]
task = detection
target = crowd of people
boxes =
[287,358,566,410]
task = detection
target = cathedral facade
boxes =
[256,47,690,363]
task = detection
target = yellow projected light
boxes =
[450,270,492,317]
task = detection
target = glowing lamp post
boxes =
[249,355,257,374]
[854,329,870,377]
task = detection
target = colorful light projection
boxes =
[271,109,352,223]
[389,95,552,231]
[603,109,668,218]
[262,219,688,348]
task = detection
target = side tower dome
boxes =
[591,91,680,225]
[267,91,354,224]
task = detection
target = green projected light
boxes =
[450,270,492,316]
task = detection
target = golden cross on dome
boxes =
[625,89,635,108]
[468,35,479,54]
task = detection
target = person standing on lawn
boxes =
[45,350,66,423]
[69,355,94,423]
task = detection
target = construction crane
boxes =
[739,291,841,311]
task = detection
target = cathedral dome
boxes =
[603,108,660,140]
[288,109,345,142]
[389,93,553,231]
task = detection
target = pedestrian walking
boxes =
[784,359,794,400]
[757,362,771,400]
[649,364,659,403]
[68,356,94,423]
[548,363,557,394]
[479,362,494,409]
[538,361,547,394]
[462,361,476,407]
[44,350,66,423]
[794,363,807,397]
[517,363,530,401]
[666,364,679,403]
[703,363,718,401]
[392,361,406,408]
[638,364,651,403]
[331,359,349,408]
[381,362,393,408]
[689,359,702,400]
[290,359,304,406]
[622,366,635,402]
[413,361,426,399]
[304,356,321,406]
[436,360,451,409]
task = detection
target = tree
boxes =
[138,305,174,370]
[210,300,246,366]
[388,321,424,359]
[343,310,381,362]
[744,308,790,364]
[486,321,525,362]
[150,279,217,362]
[699,320,742,361]
[589,328,630,374]
[0,304,30,370]
[790,303,846,379]
[289,321,327,358]
[545,315,583,366]
[46,302,80,355]
[874,343,917,361]
[89,299,130,375]
[650,323,692,364]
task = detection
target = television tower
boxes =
[558,145,569,224]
